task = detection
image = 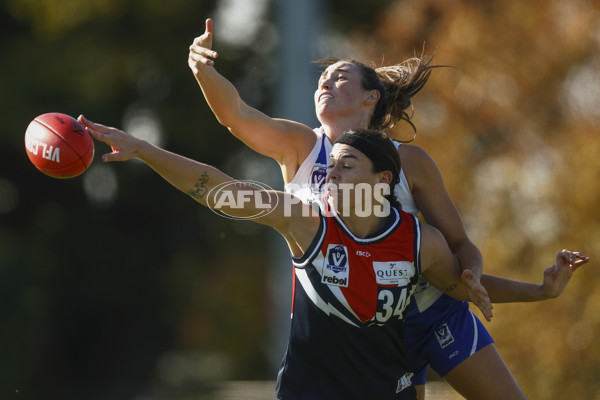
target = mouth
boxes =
[318,92,333,102]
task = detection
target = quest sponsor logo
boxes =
[373,261,415,286]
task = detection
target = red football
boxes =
[24,112,94,179]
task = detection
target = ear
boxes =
[378,170,393,185]
[364,90,380,106]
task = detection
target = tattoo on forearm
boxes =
[188,171,209,200]
[444,284,457,293]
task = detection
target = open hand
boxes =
[78,115,144,162]
[462,269,493,322]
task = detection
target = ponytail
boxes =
[374,52,437,133]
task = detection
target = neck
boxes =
[320,115,370,143]
[336,211,389,239]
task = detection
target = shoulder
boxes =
[397,143,436,166]
[397,144,441,187]
[274,118,318,147]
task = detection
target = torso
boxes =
[276,206,421,399]
[285,127,444,316]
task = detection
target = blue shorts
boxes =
[404,295,494,385]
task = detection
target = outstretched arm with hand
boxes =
[187,19,315,174]
[471,250,589,304]
[79,114,223,204]
[423,241,589,323]
[77,115,317,245]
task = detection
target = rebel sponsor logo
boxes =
[321,275,348,286]
[322,244,349,287]
[372,261,415,286]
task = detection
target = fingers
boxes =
[188,49,217,67]
[461,269,489,296]
[475,294,493,321]
[78,115,134,162]
[557,249,590,271]
[571,253,590,271]
[477,300,493,322]
[188,18,217,70]
[462,269,493,321]
[205,18,213,35]
[78,114,114,134]
[190,37,218,57]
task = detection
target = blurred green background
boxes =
[1,0,599,399]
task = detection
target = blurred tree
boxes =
[0,0,275,398]
[1,0,598,399]
[346,0,600,398]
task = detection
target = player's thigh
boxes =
[443,343,527,400]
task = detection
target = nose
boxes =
[326,165,339,183]
[319,74,333,90]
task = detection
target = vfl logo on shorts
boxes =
[310,165,327,194]
[435,323,455,349]
[322,244,349,287]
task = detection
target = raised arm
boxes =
[400,144,483,280]
[188,18,316,176]
[78,115,319,254]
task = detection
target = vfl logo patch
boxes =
[310,165,327,194]
[322,244,349,287]
[435,323,455,349]
[396,372,414,393]
[372,261,415,286]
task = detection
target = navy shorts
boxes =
[404,295,494,385]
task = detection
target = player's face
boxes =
[314,62,370,121]
[326,144,384,214]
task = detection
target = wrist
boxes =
[536,283,550,300]
[135,139,155,160]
